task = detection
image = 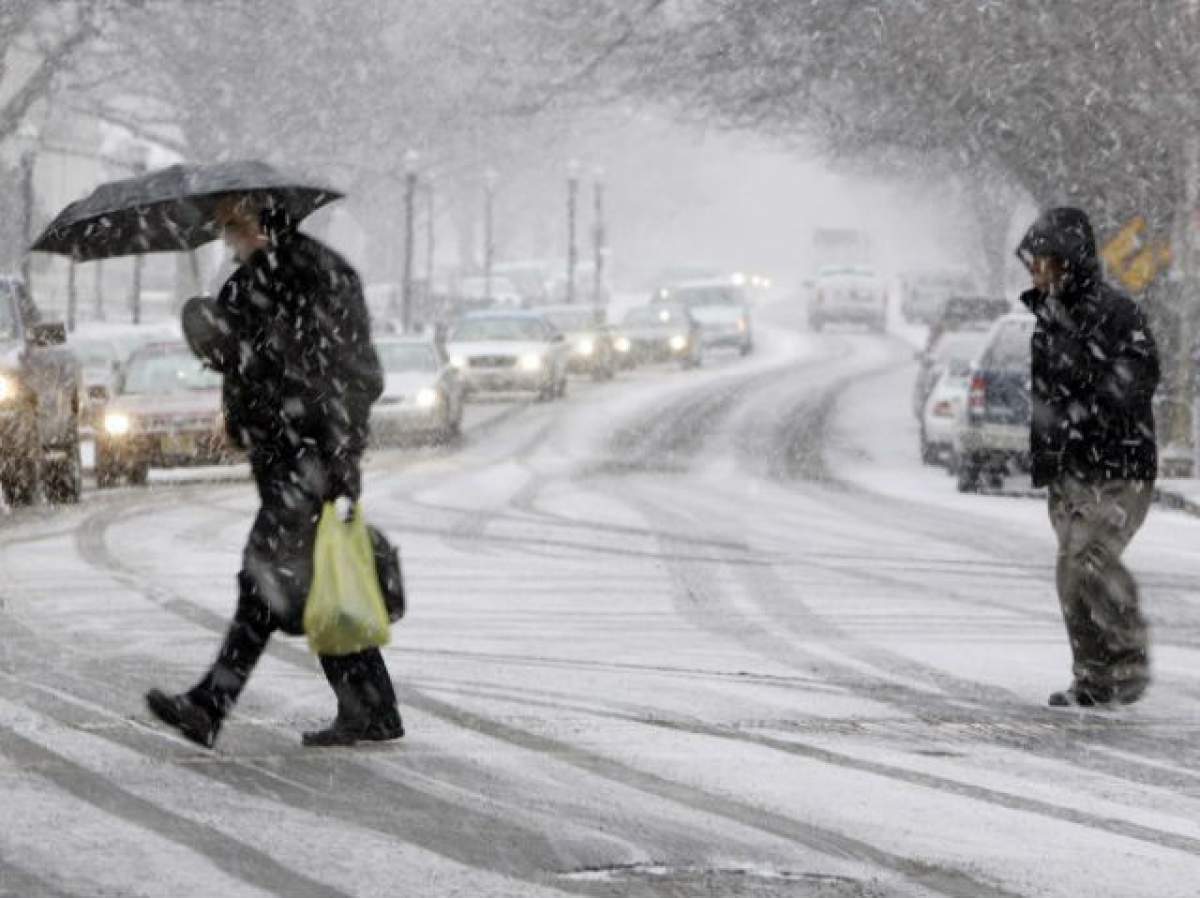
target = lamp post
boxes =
[128,153,148,325]
[483,167,498,303]
[400,149,419,333]
[14,122,38,292]
[566,158,581,304]
[592,166,606,321]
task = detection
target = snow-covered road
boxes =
[3,305,1200,897]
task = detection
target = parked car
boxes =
[924,295,1013,352]
[912,328,992,462]
[808,266,887,333]
[899,269,978,324]
[372,337,464,444]
[921,366,973,468]
[652,280,753,355]
[0,275,82,506]
[445,310,569,400]
[95,342,232,487]
[539,305,616,380]
[617,303,703,369]
[952,312,1036,492]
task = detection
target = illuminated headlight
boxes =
[518,353,543,371]
[576,338,595,357]
[669,335,688,352]
[0,374,16,403]
[731,272,747,287]
[415,387,440,409]
[614,336,631,353]
[104,412,132,436]
[450,354,467,369]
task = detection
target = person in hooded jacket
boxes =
[145,194,403,747]
[1017,207,1159,707]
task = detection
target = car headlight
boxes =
[415,387,440,409]
[450,354,467,369]
[518,353,543,371]
[669,335,688,352]
[104,412,132,436]
[576,338,595,357]
[0,374,16,403]
[614,336,631,353]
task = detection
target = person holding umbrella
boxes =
[34,162,403,748]
[144,193,402,748]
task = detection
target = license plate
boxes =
[161,433,196,456]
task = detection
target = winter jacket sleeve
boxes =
[1094,299,1159,415]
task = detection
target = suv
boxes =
[0,276,83,506]
[952,312,1035,492]
[653,280,753,355]
[808,266,887,333]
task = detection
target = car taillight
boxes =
[968,374,987,418]
[932,399,955,418]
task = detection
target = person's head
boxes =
[214,194,269,262]
[1016,207,1098,298]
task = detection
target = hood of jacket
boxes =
[1017,207,1100,309]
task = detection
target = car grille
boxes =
[470,356,517,369]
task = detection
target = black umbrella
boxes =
[31,160,343,262]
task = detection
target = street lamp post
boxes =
[400,149,419,333]
[566,158,581,304]
[424,177,435,302]
[483,167,498,304]
[18,149,35,291]
[592,167,606,321]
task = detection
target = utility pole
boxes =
[483,167,497,304]
[592,167,606,322]
[18,150,35,290]
[66,260,77,332]
[424,177,435,301]
[400,149,419,333]
[566,158,581,304]
[128,154,148,324]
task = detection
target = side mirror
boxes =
[28,321,67,347]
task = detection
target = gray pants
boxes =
[1047,477,1153,699]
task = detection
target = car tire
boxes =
[740,340,753,357]
[920,437,940,466]
[956,458,982,493]
[45,442,82,505]
[128,462,150,487]
[1,457,38,508]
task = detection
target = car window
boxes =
[932,332,989,366]
[668,286,740,308]
[449,317,549,342]
[377,343,438,373]
[625,305,682,325]
[122,353,222,394]
[542,310,594,331]
[986,323,1033,369]
[0,284,16,340]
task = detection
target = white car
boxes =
[653,280,753,355]
[921,367,972,467]
[371,338,464,444]
[808,266,887,332]
[445,311,569,400]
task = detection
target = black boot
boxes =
[303,649,403,747]
[146,689,222,748]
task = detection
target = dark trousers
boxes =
[189,459,396,722]
[1047,476,1152,698]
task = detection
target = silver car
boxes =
[372,338,465,444]
[445,311,570,400]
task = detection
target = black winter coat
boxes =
[1021,281,1159,487]
[213,231,383,498]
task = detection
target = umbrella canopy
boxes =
[31,160,343,262]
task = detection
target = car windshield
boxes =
[625,305,682,325]
[666,286,741,308]
[0,283,16,340]
[450,317,549,342]
[987,323,1033,369]
[72,342,118,368]
[377,343,438,373]
[122,353,222,394]
[932,332,989,366]
[542,310,595,331]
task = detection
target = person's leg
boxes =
[1071,480,1153,701]
[304,650,402,746]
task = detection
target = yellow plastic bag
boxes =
[303,503,391,656]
